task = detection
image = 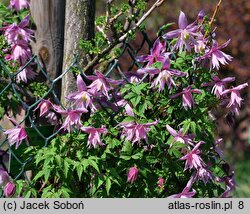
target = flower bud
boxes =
[4,182,16,197]
[127,166,139,183]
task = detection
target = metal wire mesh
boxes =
[0,31,152,189]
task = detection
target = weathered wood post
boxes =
[61,0,96,107]
[30,0,66,97]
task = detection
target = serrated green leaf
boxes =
[44,168,51,183]
[88,159,100,173]
[55,155,62,167]
[76,163,84,180]
[130,95,141,107]
[64,160,70,178]
[121,141,132,154]
[124,92,136,100]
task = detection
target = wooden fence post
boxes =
[30,0,66,97]
[61,0,95,107]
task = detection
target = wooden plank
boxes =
[30,0,66,97]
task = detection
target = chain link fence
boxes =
[0,31,153,188]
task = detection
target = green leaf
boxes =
[60,186,71,198]
[88,159,100,173]
[152,62,163,70]
[33,171,44,181]
[55,155,62,167]
[190,121,197,133]
[158,22,175,35]
[120,155,131,160]
[146,156,158,164]
[82,159,89,171]
[44,168,52,183]
[130,95,141,107]
[121,141,132,154]
[24,190,31,198]
[64,159,70,178]
[76,163,84,180]
[138,102,148,114]
[105,177,112,196]
[132,152,143,160]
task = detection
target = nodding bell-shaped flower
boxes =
[221,83,248,107]
[166,124,195,145]
[136,38,166,66]
[9,0,30,11]
[168,173,196,198]
[66,75,95,111]
[87,71,122,98]
[4,117,28,149]
[53,105,88,133]
[179,141,206,171]
[170,86,201,110]
[119,121,158,145]
[200,40,233,70]
[127,166,139,183]
[3,15,33,44]
[81,126,108,148]
[4,182,16,197]
[202,76,235,98]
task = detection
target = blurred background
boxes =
[97,0,250,197]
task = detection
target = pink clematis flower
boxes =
[195,167,213,184]
[3,15,33,44]
[221,83,248,114]
[138,58,187,91]
[9,0,30,11]
[202,76,235,98]
[123,71,143,84]
[216,172,235,198]
[201,40,233,70]
[194,38,206,53]
[0,168,10,186]
[119,121,158,145]
[180,141,206,171]
[66,75,95,111]
[81,126,107,148]
[4,182,16,197]
[4,117,28,149]
[214,138,223,158]
[34,99,53,117]
[5,41,31,64]
[53,105,87,133]
[170,86,201,110]
[45,112,58,125]
[163,11,201,52]
[168,174,196,198]
[127,166,139,183]
[87,71,122,98]
[136,38,166,66]
[16,66,36,83]
[166,124,194,145]
[116,99,134,117]
[157,177,165,189]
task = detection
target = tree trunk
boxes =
[30,0,66,98]
[61,0,95,107]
